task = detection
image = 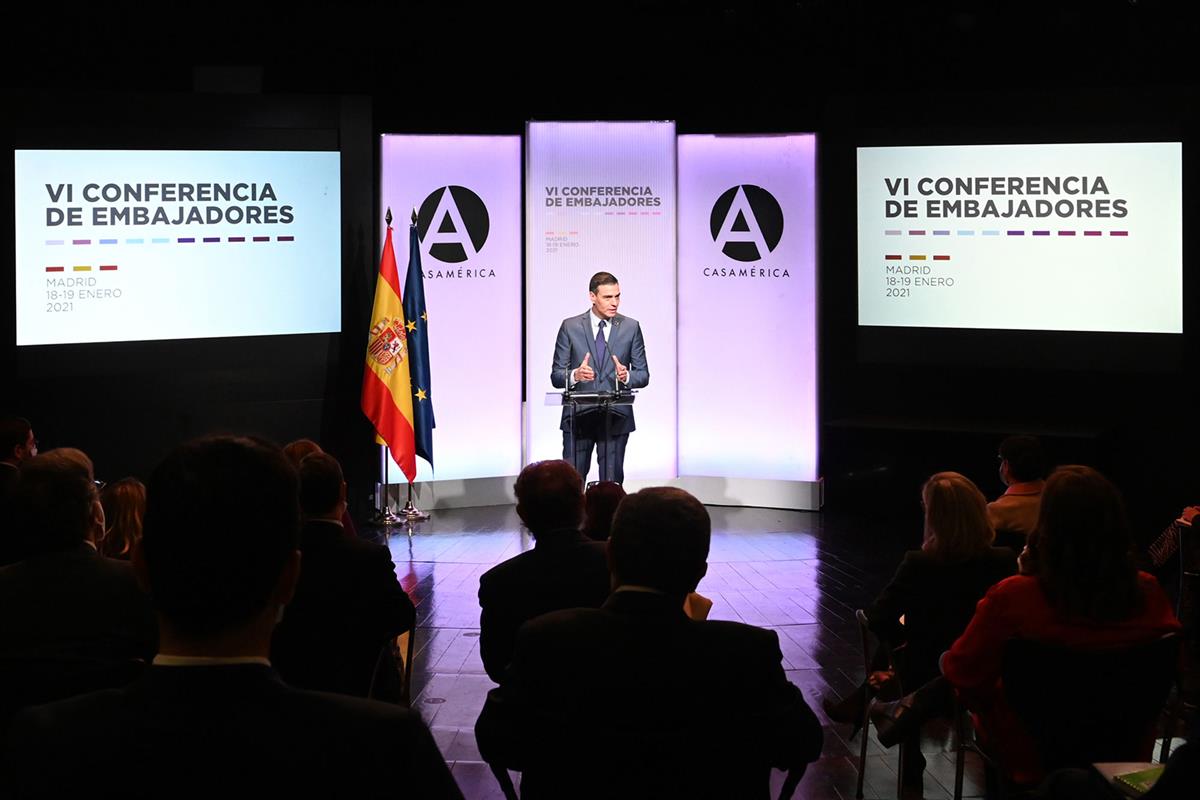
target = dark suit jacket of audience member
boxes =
[271,520,416,698]
[2,664,464,799]
[0,463,22,566]
[866,546,1016,687]
[476,590,824,799]
[0,542,157,662]
[477,526,610,683]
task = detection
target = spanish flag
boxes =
[362,221,417,482]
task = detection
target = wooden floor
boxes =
[376,503,989,799]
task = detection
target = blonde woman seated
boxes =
[824,472,1016,791]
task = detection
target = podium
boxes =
[546,390,636,482]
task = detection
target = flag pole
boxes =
[373,440,404,527]
[400,206,431,524]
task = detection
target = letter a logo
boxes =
[710,185,784,263]
[416,186,491,264]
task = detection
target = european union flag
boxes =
[403,220,435,468]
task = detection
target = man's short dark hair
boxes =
[999,435,1047,483]
[142,436,300,636]
[514,460,584,535]
[589,272,619,294]
[0,417,32,459]
[609,487,710,597]
[10,449,97,553]
[298,451,343,517]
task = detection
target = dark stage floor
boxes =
[376,503,985,799]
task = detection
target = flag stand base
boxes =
[401,481,430,522]
[372,508,407,527]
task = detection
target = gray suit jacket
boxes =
[550,312,649,433]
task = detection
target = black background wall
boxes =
[3,1,1198,538]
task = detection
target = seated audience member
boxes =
[271,451,416,699]
[98,478,146,560]
[476,487,823,799]
[0,449,156,665]
[0,416,38,566]
[942,465,1181,788]
[283,437,359,537]
[987,434,1047,551]
[581,480,625,541]
[823,472,1015,791]
[478,460,610,683]
[2,436,462,799]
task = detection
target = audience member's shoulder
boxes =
[518,604,610,637]
[695,617,780,647]
[480,547,539,586]
[984,573,1038,599]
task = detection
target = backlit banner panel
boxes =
[857,143,1182,333]
[525,122,678,480]
[380,134,522,481]
[677,134,818,482]
[14,149,340,346]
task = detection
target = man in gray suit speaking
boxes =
[550,272,649,484]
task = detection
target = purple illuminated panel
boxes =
[525,122,678,480]
[379,134,522,481]
[677,135,818,481]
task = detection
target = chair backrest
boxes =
[1002,633,1179,772]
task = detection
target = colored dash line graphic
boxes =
[884,229,902,236]
[228,236,245,243]
[277,235,294,242]
[1111,231,1129,236]
[126,239,144,244]
[253,236,270,242]
[909,255,927,261]
[73,266,91,272]
[202,237,220,243]
[45,266,64,272]
[1007,230,1024,236]
[1058,230,1076,236]
[933,255,951,261]
[46,239,64,245]
[178,237,195,243]
[908,230,926,235]
[957,230,974,236]
[1032,231,1050,236]
[932,230,950,236]
[99,265,118,271]
[885,255,902,261]
[982,230,1000,236]
[99,238,118,245]
[152,238,170,244]
[1084,231,1102,236]
[73,239,90,245]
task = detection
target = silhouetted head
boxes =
[998,435,1046,485]
[297,451,346,520]
[141,436,300,637]
[11,448,102,554]
[99,477,147,559]
[0,416,36,465]
[1033,465,1140,621]
[608,487,710,600]
[514,460,585,537]
[282,438,323,467]
[582,481,626,541]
